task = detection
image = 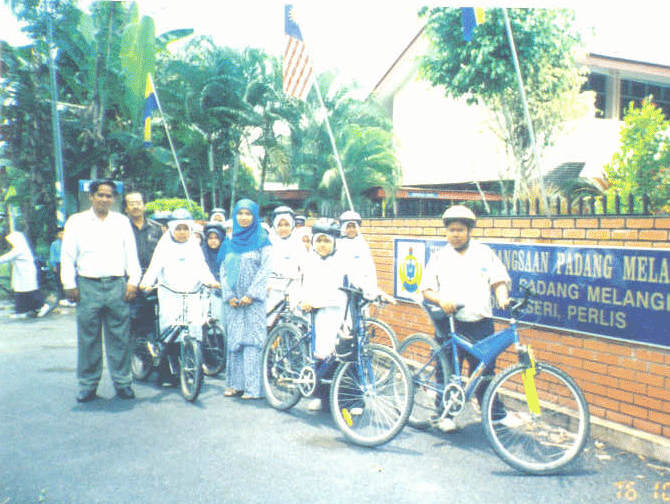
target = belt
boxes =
[79,276,123,282]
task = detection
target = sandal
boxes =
[224,389,243,397]
[241,394,261,400]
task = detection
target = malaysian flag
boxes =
[283,4,313,100]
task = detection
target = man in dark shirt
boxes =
[124,191,163,273]
[124,191,164,348]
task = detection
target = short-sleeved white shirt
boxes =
[421,240,510,322]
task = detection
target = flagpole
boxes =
[502,8,551,216]
[312,81,355,212]
[147,73,192,208]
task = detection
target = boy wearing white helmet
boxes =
[421,205,510,432]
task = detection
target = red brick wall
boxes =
[363,216,670,439]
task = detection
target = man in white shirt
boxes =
[61,180,141,403]
[422,205,510,432]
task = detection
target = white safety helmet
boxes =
[442,205,477,229]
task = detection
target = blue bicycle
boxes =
[262,285,413,447]
[398,289,589,474]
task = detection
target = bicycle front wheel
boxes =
[262,323,310,411]
[330,344,413,447]
[362,317,399,350]
[202,321,226,376]
[398,333,452,429]
[481,362,590,474]
[130,329,153,381]
[180,336,203,402]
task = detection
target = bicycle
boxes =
[200,288,226,377]
[398,288,590,474]
[266,274,309,334]
[130,283,206,402]
[262,284,413,447]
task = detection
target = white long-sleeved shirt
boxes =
[0,232,38,292]
[140,233,215,292]
[60,209,141,290]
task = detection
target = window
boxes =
[620,79,670,119]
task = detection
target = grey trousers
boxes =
[76,276,131,392]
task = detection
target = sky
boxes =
[2,1,670,94]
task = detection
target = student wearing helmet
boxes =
[140,208,219,358]
[421,205,511,432]
[267,206,303,317]
[298,218,348,411]
[209,207,226,223]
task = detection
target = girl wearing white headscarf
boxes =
[267,206,303,316]
[0,231,50,318]
[140,210,219,339]
[337,211,377,295]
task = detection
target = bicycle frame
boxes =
[419,294,537,414]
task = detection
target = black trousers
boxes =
[435,317,498,407]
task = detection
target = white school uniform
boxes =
[267,233,303,314]
[141,233,216,339]
[300,249,347,359]
[0,232,39,292]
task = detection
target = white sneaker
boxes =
[59,299,76,307]
[437,417,458,433]
[307,398,323,411]
[497,412,526,429]
[37,303,51,317]
[10,313,29,320]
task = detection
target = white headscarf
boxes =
[273,213,295,233]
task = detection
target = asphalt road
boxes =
[1,305,669,504]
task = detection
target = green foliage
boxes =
[2,0,401,251]
[119,7,156,125]
[605,99,670,213]
[144,198,206,219]
[418,7,588,195]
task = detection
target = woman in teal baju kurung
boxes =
[221,199,272,399]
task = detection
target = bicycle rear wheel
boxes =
[362,317,399,350]
[330,344,413,447]
[130,329,153,381]
[398,333,452,429]
[180,336,203,402]
[481,362,590,474]
[262,322,310,410]
[202,321,226,376]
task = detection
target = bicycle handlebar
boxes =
[507,286,533,317]
[338,285,392,306]
[151,283,209,295]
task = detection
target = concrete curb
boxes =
[591,415,670,464]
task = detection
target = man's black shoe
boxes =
[76,389,97,403]
[116,386,135,400]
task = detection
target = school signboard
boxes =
[394,238,670,349]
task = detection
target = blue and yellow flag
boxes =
[462,7,485,42]
[143,74,159,146]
